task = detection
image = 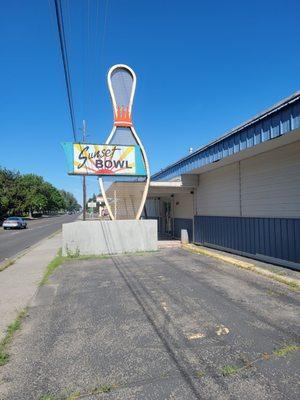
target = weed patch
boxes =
[195,371,205,378]
[273,344,300,357]
[40,249,110,286]
[0,309,27,366]
[66,254,110,261]
[220,365,239,376]
[0,259,15,273]
[40,249,64,285]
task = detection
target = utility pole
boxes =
[82,120,87,221]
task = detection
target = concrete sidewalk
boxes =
[0,233,61,340]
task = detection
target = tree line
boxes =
[0,167,81,220]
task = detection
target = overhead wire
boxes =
[100,0,109,65]
[53,0,77,142]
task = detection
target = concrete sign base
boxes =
[62,220,158,256]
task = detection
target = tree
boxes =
[42,182,65,212]
[0,166,80,218]
[60,190,81,212]
[18,174,48,217]
[0,167,21,219]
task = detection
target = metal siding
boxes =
[247,128,254,148]
[254,123,262,145]
[292,103,300,129]
[271,114,280,138]
[223,138,229,157]
[196,163,240,216]
[228,137,234,155]
[281,109,290,134]
[234,133,240,153]
[262,120,271,142]
[240,141,300,218]
[194,215,300,268]
[240,131,247,150]
[152,96,300,182]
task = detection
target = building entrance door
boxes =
[163,201,172,235]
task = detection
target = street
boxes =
[0,214,78,263]
[1,248,299,399]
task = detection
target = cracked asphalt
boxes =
[0,248,299,399]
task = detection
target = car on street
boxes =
[2,217,27,230]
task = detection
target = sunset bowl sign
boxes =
[61,142,147,176]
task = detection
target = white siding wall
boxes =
[196,163,240,216]
[173,193,194,219]
[241,141,300,218]
[195,141,300,218]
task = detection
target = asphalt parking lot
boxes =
[0,248,299,399]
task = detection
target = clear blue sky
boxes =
[1,0,300,203]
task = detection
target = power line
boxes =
[53,0,77,142]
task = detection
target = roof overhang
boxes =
[152,92,300,181]
[148,181,194,197]
[186,127,300,175]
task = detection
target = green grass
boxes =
[40,249,110,286]
[65,254,110,261]
[0,259,15,272]
[90,384,112,394]
[40,249,64,286]
[64,384,114,399]
[40,246,156,287]
[273,344,300,357]
[0,309,27,366]
[220,365,239,376]
[195,371,205,378]
[39,395,58,400]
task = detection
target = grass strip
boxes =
[39,250,110,286]
[39,249,64,286]
[273,344,300,357]
[0,259,15,273]
[0,309,27,366]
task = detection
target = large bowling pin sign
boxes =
[61,66,149,179]
[99,64,150,220]
[61,64,150,219]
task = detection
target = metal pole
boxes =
[114,190,117,219]
[82,120,87,221]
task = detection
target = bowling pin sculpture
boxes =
[99,64,150,220]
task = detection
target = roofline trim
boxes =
[152,91,300,179]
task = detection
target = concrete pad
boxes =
[0,234,61,340]
[62,220,158,256]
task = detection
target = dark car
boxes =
[2,217,27,230]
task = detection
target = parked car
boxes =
[2,217,27,230]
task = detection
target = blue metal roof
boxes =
[152,92,300,181]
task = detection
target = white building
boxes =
[146,92,300,269]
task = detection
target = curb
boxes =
[0,229,61,273]
[182,243,300,291]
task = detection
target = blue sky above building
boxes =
[1,0,300,202]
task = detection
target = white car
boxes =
[2,217,27,230]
